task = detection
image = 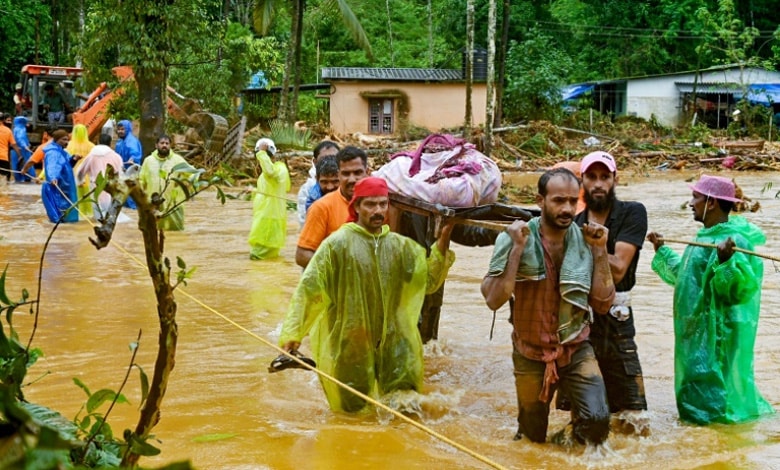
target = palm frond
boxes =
[324,0,373,60]
[252,0,280,36]
[268,119,312,150]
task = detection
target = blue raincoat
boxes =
[115,119,142,168]
[652,216,774,424]
[41,141,78,223]
[11,116,34,182]
[115,119,142,209]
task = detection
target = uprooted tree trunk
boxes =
[90,173,178,468]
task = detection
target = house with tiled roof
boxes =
[320,66,487,135]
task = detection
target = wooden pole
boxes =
[658,237,780,263]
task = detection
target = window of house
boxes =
[369,99,394,134]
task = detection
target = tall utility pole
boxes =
[464,0,474,139]
[484,0,496,156]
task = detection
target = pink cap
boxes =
[688,175,742,202]
[581,151,617,174]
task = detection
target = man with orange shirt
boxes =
[0,113,22,184]
[21,126,56,180]
[295,146,368,268]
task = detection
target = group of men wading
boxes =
[269,142,773,447]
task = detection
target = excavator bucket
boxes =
[188,112,229,154]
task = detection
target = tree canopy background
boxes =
[2,0,780,134]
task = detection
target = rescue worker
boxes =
[647,175,774,424]
[280,177,456,412]
[248,138,290,260]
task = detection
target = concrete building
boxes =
[321,67,487,135]
[563,64,780,128]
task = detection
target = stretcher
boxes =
[388,192,540,237]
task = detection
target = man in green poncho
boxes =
[279,176,456,413]
[647,175,774,425]
[139,135,196,231]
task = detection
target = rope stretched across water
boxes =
[32,175,508,470]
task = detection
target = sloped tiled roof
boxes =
[321,67,463,81]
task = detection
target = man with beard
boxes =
[647,175,773,425]
[481,167,614,446]
[570,151,650,436]
[295,146,368,268]
[139,135,196,231]
[280,177,456,412]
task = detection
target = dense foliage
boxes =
[2,0,780,127]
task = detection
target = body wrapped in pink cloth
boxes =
[373,134,502,207]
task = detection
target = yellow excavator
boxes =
[19,64,244,162]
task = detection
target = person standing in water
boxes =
[248,138,291,260]
[280,177,456,412]
[481,167,614,446]
[647,175,774,425]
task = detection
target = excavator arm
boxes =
[73,66,228,153]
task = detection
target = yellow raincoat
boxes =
[139,150,192,231]
[248,150,291,259]
[66,124,95,217]
[280,223,455,412]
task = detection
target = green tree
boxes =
[169,22,285,119]
[0,0,53,111]
[503,30,573,122]
[252,0,372,122]
[82,0,221,157]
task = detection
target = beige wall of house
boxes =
[327,81,487,135]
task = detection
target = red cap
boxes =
[347,177,389,222]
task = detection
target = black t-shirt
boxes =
[574,199,647,292]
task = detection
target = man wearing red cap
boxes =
[568,151,650,436]
[279,176,456,413]
[647,175,773,424]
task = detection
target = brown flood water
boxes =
[3,170,780,470]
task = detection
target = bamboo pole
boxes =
[459,219,510,232]
[658,237,780,263]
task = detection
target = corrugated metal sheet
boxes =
[322,67,462,81]
[675,82,743,94]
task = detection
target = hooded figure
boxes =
[42,130,78,223]
[115,119,142,168]
[11,116,33,182]
[67,124,95,216]
[115,119,142,209]
[248,138,290,260]
[76,134,128,222]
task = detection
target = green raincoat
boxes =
[280,223,455,412]
[248,150,291,259]
[651,215,774,424]
[139,150,192,231]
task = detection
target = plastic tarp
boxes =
[734,84,780,105]
[561,84,594,101]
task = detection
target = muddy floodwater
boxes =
[3,170,780,470]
